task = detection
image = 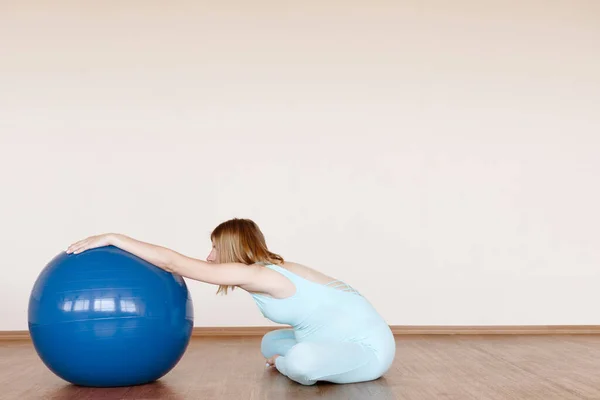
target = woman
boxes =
[67,218,396,386]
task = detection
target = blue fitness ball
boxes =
[28,245,194,387]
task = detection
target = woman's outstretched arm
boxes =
[66,233,260,286]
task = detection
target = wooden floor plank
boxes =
[0,335,597,399]
[470,334,600,399]
[391,336,582,400]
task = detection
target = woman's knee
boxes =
[261,329,294,358]
[281,343,320,383]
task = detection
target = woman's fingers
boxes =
[68,238,86,249]
[77,239,93,253]
[72,244,87,254]
[67,234,112,254]
[67,237,91,254]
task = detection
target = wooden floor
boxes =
[1,335,599,399]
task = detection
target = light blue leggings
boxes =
[261,328,390,386]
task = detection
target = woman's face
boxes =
[206,242,218,263]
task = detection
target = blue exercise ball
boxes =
[28,245,194,387]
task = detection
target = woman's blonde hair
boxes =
[211,218,284,295]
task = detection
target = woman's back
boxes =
[250,262,388,343]
[248,261,357,299]
[279,261,345,287]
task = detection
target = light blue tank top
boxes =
[251,264,389,342]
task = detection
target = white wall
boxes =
[1,1,599,330]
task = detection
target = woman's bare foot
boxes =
[265,354,280,368]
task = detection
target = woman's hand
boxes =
[67,234,115,255]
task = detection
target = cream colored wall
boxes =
[1,1,599,330]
